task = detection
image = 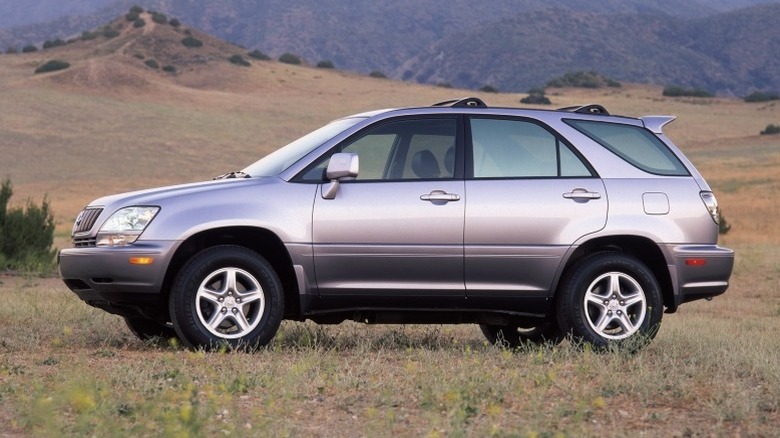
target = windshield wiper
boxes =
[213,171,251,180]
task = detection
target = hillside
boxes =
[0,12,778,246]
[1,1,779,95]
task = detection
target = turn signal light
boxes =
[129,257,154,265]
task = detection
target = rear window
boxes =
[565,119,689,176]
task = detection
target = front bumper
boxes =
[58,240,179,308]
[669,244,734,306]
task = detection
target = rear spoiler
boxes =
[641,116,676,134]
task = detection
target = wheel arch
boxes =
[555,235,675,311]
[161,226,301,319]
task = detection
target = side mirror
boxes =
[322,153,359,199]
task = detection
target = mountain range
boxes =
[0,0,778,95]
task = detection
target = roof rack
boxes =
[432,97,487,108]
[557,104,610,115]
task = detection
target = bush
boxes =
[760,124,780,135]
[34,60,70,74]
[316,60,335,69]
[278,53,301,65]
[22,45,38,53]
[81,30,98,41]
[718,211,731,235]
[479,85,499,93]
[228,54,251,67]
[133,18,146,28]
[520,88,551,105]
[0,179,56,273]
[133,53,145,60]
[662,85,714,98]
[169,18,181,28]
[101,26,119,38]
[181,36,203,48]
[129,5,144,14]
[368,70,386,78]
[162,65,176,73]
[436,82,453,88]
[6,47,18,54]
[125,12,140,21]
[144,59,159,69]
[151,12,167,24]
[42,39,66,49]
[744,91,779,103]
[547,71,620,89]
[247,49,270,60]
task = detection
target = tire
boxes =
[480,322,563,347]
[169,245,284,350]
[556,253,663,350]
[124,317,178,343]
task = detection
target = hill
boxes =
[0,11,777,246]
[1,1,779,95]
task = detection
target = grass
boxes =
[1,244,778,436]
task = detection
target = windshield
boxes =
[242,117,364,177]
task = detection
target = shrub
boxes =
[129,5,144,14]
[81,30,98,41]
[278,53,301,65]
[144,59,159,69]
[520,88,551,105]
[718,211,731,235]
[228,54,251,67]
[480,85,499,93]
[133,53,145,60]
[436,82,453,88]
[547,71,620,89]
[162,65,176,73]
[22,45,38,53]
[662,85,714,98]
[6,47,18,54]
[34,60,70,74]
[151,12,167,24]
[760,124,780,135]
[125,12,140,22]
[181,36,203,48]
[133,18,146,28]
[0,179,56,273]
[169,18,181,28]
[247,49,270,60]
[744,91,779,103]
[368,70,386,78]
[42,39,66,49]
[101,26,119,38]
[316,60,335,69]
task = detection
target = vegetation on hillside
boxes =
[760,124,780,135]
[663,85,715,98]
[745,91,779,103]
[547,71,621,89]
[520,88,551,105]
[278,53,302,65]
[34,59,70,74]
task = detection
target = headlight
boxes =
[96,206,160,246]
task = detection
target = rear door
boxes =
[464,116,607,302]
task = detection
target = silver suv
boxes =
[59,98,734,349]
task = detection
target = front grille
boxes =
[73,237,97,248]
[72,207,103,234]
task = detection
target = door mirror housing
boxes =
[322,153,359,199]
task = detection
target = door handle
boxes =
[563,188,601,200]
[420,190,461,202]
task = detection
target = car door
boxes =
[310,117,466,305]
[464,116,607,304]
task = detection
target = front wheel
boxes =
[556,253,663,350]
[169,245,284,349]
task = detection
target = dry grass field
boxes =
[0,25,779,436]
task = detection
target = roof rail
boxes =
[558,104,610,115]
[432,97,487,108]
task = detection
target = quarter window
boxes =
[469,118,591,178]
[565,119,689,176]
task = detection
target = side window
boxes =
[565,119,689,176]
[469,118,591,178]
[299,118,457,182]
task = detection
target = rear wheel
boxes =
[169,245,284,350]
[480,322,563,347]
[556,253,663,349]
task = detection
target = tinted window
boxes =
[565,119,689,176]
[470,118,591,178]
[299,118,457,181]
